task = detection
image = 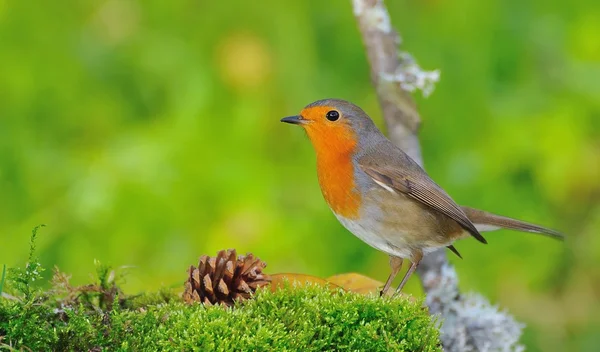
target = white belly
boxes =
[335,214,415,259]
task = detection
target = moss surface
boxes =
[1,284,439,351]
[1,228,440,351]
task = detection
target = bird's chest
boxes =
[316,155,361,219]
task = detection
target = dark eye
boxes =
[326,110,340,121]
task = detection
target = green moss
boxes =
[7,225,45,301]
[0,229,440,351]
[1,285,439,351]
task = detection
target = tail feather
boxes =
[461,206,564,241]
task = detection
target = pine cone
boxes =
[183,249,270,306]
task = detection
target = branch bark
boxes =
[351,0,423,165]
[352,1,525,350]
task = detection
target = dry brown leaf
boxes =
[327,273,415,300]
[269,273,340,292]
[268,272,413,301]
[327,272,384,295]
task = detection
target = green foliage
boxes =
[1,284,439,351]
[6,225,45,301]
[0,226,57,350]
[0,297,59,350]
[78,259,129,311]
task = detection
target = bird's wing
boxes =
[358,153,487,244]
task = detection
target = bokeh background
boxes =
[1,0,599,350]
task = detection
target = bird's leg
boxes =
[393,251,423,296]
[380,256,403,296]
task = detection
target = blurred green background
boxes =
[1,0,599,350]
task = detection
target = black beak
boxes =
[280,115,305,125]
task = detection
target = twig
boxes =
[352,1,525,350]
[1,292,20,301]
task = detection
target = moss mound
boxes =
[1,285,439,351]
[0,227,440,351]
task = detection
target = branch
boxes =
[1,292,20,301]
[352,1,524,350]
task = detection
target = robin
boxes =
[281,99,563,295]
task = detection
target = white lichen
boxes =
[424,264,525,352]
[352,0,366,16]
[367,6,392,33]
[381,52,440,97]
[353,0,392,33]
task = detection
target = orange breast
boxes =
[316,154,361,219]
[302,114,361,219]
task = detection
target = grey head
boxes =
[304,98,380,133]
[280,98,388,150]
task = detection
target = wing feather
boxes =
[359,160,487,244]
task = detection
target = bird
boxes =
[281,99,564,296]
